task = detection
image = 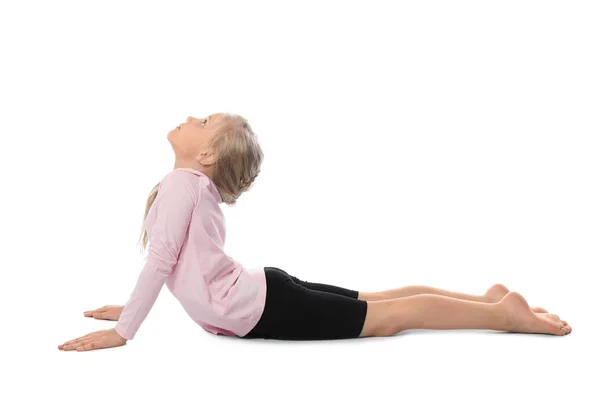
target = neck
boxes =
[173,159,211,178]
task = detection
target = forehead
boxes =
[208,113,229,128]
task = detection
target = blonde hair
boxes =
[138,113,263,251]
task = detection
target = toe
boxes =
[531,307,548,313]
[536,314,564,335]
[557,319,573,335]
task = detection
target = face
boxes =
[167,113,225,168]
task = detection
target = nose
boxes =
[186,116,194,123]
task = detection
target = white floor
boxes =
[29,312,596,401]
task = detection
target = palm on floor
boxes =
[83,305,123,321]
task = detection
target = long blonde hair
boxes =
[138,113,263,251]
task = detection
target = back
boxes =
[114,168,266,340]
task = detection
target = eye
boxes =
[202,119,208,126]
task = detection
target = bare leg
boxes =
[359,291,571,337]
[359,285,489,302]
[358,283,548,313]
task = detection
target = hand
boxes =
[83,305,123,321]
[58,328,127,352]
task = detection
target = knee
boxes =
[362,301,408,337]
[373,324,403,337]
[363,310,404,337]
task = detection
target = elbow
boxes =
[147,245,178,275]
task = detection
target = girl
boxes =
[58,113,571,352]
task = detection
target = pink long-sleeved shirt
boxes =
[114,168,267,340]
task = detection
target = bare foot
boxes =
[484,283,548,313]
[499,291,571,335]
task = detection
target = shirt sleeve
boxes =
[114,171,198,340]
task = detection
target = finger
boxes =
[76,342,102,352]
[76,339,96,348]
[84,306,109,315]
[60,341,83,351]
[62,334,91,345]
[61,340,85,349]
[61,330,103,345]
[94,312,118,320]
[63,335,101,349]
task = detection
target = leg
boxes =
[269,267,360,299]
[289,275,359,299]
[284,267,546,314]
[248,267,368,340]
[359,291,571,337]
[358,283,548,313]
[358,285,489,302]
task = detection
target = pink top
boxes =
[114,168,267,340]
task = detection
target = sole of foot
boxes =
[499,291,571,335]
[485,283,548,313]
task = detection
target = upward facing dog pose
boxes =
[58,112,571,352]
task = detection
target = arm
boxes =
[114,171,198,340]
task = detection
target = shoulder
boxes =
[160,169,197,188]
[156,170,200,202]
[159,169,214,200]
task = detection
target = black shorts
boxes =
[242,267,368,340]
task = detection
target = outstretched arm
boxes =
[114,170,199,341]
[58,170,199,352]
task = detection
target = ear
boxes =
[196,152,216,167]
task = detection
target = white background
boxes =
[1,0,598,400]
